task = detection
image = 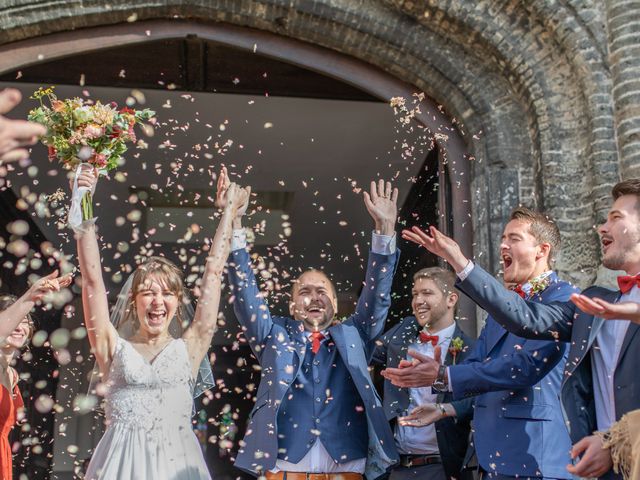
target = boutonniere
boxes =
[448,337,465,365]
[529,276,551,297]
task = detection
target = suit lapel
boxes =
[397,317,420,365]
[485,320,508,356]
[287,320,309,362]
[587,290,621,350]
[617,322,640,369]
[443,325,463,367]
[437,324,464,402]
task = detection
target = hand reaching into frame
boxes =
[363,179,398,236]
[0,89,47,164]
[571,293,640,323]
[26,270,73,303]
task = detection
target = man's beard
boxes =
[603,251,626,270]
[302,314,331,331]
[603,228,640,270]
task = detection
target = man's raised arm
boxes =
[349,180,400,344]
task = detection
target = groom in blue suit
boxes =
[224,176,400,480]
[387,207,575,479]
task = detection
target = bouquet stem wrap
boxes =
[69,163,95,230]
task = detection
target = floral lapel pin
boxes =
[448,336,465,365]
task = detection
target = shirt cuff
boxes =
[456,260,474,281]
[446,367,454,392]
[371,231,396,255]
[231,229,247,251]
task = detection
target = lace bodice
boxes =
[103,337,195,432]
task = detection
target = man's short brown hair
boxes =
[612,179,640,211]
[412,267,457,297]
[509,206,561,265]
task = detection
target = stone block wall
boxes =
[0,0,635,287]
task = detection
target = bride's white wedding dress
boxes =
[85,337,211,480]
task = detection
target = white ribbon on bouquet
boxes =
[68,163,96,230]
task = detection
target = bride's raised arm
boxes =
[73,168,118,375]
[183,174,250,376]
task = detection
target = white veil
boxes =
[88,272,215,401]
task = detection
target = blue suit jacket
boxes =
[450,272,576,478]
[228,247,400,479]
[372,318,475,479]
[456,264,640,464]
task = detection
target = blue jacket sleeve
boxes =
[371,321,399,367]
[451,397,474,423]
[450,277,576,399]
[449,334,567,399]
[456,265,576,342]
[227,248,274,361]
[346,250,400,349]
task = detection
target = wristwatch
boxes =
[432,365,448,392]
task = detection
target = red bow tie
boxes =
[512,284,526,299]
[618,274,640,294]
[419,332,439,346]
[310,332,326,354]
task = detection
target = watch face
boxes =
[432,381,446,392]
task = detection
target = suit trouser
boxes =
[389,463,446,480]
[600,470,623,480]
[478,468,564,480]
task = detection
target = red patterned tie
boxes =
[419,333,439,346]
[617,274,640,294]
[512,284,526,298]
[310,332,325,354]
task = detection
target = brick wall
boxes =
[0,0,632,287]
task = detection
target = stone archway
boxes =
[0,0,624,286]
[0,1,633,478]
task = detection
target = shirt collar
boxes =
[423,322,456,340]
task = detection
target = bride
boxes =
[73,167,249,480]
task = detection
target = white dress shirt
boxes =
[395,322,456,454]
[231,229,396,473]
[591,279,638,430]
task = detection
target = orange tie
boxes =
[310,332,325,354]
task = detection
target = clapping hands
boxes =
[381,346,442,388]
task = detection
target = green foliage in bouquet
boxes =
[28,86,155,172]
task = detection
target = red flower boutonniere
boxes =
[448,337,465,365]
[529,276,551,297]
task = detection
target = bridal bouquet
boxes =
[27,86,155,227]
